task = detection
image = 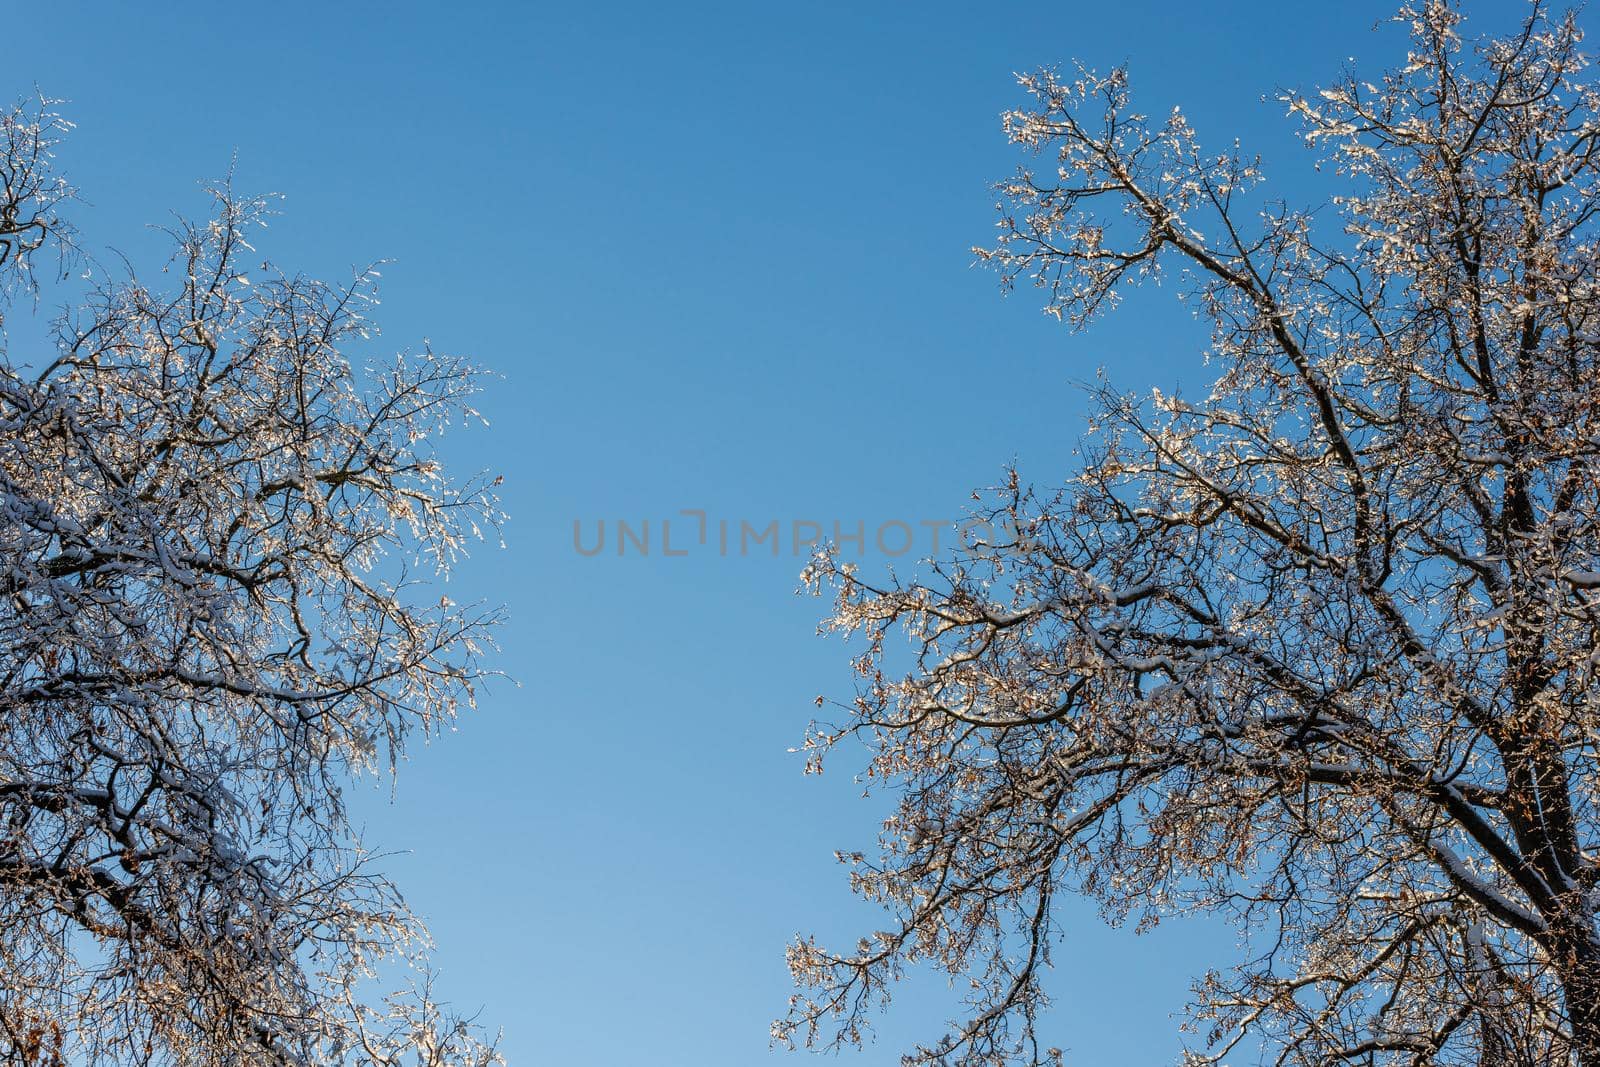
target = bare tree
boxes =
[0,100,502,1064]
[779,4,1600,1065]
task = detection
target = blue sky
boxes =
[18,2,1446,1062]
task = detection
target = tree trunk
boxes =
[1560,936,1600,1067]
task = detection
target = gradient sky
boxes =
[17,2,1486,1062]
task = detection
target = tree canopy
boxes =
[0,100,501,1064]
[781,4,1600,1064]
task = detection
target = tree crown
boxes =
[782,5,1600,1065]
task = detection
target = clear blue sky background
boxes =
[15,2,1505,1063]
